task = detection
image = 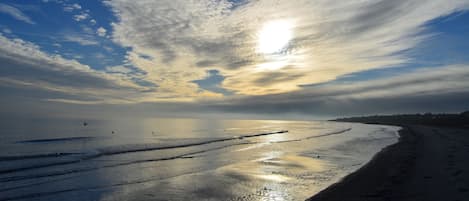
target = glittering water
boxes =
[0,117,399,201]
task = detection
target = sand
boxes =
[307,125,469,201]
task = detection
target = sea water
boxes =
[0,117,399,201]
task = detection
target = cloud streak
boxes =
[0,3,35,24]
[203,65,469,116]
[1,1,469,118]
[105,0,469,96]
[63,34,99,45]
[0,34,150,104]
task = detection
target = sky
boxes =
[1,0,469,119]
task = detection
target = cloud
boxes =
[12,64,468,119]
[63,34,98,45]
[41,0,65,4]
[105,65,133,74]
[204,65,469,116]
[2,1,469,119]
[97,27,107,37]
[2,30,468,118]
[80,25,94,34]
[0,34,150,105]
[105,0,469,96]
[0,3,35,24]
[0,32,220,106]
[64,3,81,12]
[73,13,89,21]
[72,4,82,9]
[2,28,12,34]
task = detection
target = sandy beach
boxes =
[307,125,469,201]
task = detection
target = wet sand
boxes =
[307,125,469,201]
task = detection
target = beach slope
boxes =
[307,125,469,201]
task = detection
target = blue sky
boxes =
[0,0,127,69]
[312,10,469,84]
[1,0,469,118]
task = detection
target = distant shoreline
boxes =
[306,114,469,201]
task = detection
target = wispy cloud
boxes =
[96,27,107,37]
[2,1,469,118]
[0,3,35,24]
[63,34,98,46]
[0,32,215,106]
[63,3,81,12]
[203,65,469,116]
[0,34,148,104]
[105,0,469,96]
[73,13,89,21]
[2,28,12,34]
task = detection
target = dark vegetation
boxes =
[334,111,469,127]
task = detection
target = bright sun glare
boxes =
[257,20,293,54]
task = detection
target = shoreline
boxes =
[306,124,469,201]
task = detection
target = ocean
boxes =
[0,117,399,201]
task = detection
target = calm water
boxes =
[0,118,399,201]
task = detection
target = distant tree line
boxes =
[334,111,469,127]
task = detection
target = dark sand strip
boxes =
[307,125,469,201]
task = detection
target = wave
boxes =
[0,129,353,177]
[272,128,351,143]
[0,130,288,175]
[95,130,287,157]
[0,128,353,199]
[0,164,213,201]
[0,142,254,184]
[16,137,95,144]
[0,153,84,161]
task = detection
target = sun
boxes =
[257,20,293,54]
